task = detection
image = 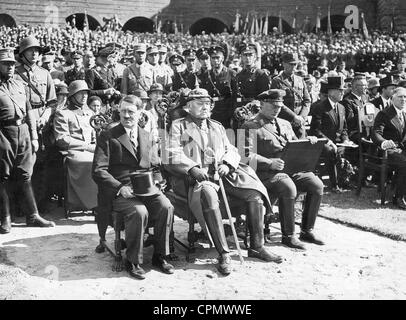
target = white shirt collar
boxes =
[328,98,337,109]
[394,106,404,117]
[124,126,137,137]
[381,96,390,105]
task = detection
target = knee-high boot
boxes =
[299,193,324,245]
[279,197,306,249]
[0,181,11,234]
[246,200,283,263]
[21,180,55,227]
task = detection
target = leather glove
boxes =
[189,167,209,182]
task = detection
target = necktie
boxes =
[129,129,137,150]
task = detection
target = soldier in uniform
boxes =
[0,48,55,234]
[158,45,173,80]
[242,89,325,249]
[121,43,154,95]
[197,45,238,128]
[165,88,283,275]
[271,52,311,139]
[65,50,86,86]
[147,45,172,91]
[236,42,270,106]
[171,49,199,92]
[15,35,56,129]
[85,47,120,103]
[41,54,65,82]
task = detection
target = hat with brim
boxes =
[238,43,257,55]
[380,75,398,88]
[257,89,286,103]
[134,43,147,53]
[127,171,161,196]
[56,83,69,95]
[281,52,300,64]
[0,48,17,63]
[68,80,90,98]
[147,46,159,55]
[71,50,84,59]
[326,76,346,90]
[42,54,54,63]
[368,78,380,89]
[148,83,164,94]
[133,89,150,100]
[169,53,184,65]
[19,36,41,55]
[186,88,212,102]
[196,47,210,60]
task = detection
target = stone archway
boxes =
[319,15,347,33]
[66,13,101,31]
[189,17,229,35]
[122,17,154,33]
[0,14,17,28]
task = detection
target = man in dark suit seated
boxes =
[310,77,352,193]
[243,89,325,250]
[92,95,174,279]
[371,87,406,209]
[342,74,369,143]
[370,75,398,111]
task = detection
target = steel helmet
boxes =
[68,80,90,98]
[19,36,41,55]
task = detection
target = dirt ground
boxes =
[1,202,406,300]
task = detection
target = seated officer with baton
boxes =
[242,89,325,250]
[165,88,282,276]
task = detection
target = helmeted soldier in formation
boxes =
[0,48,55,234]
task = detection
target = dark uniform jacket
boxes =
[310,98,349,143]
[236,67,270,102]
[172,69,198,91]
[241,113,297,182]
[65,67,86,85]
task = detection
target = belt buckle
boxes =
[16,119,22,126]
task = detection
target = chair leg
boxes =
[112,229,124,272]
[380,166,388,205]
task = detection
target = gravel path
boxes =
[1,208,405,300]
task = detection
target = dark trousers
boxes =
[387,148,406,197]
[321,144,346,188]
[264,172,323,235]
[112,191,173,265]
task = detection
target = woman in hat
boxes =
[53,80,98,211]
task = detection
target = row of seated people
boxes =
[53,79,326,279]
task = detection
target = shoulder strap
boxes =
[128,65,148,92]
[279,76,303,102]
[15,68,46,105]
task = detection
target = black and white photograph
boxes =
[0,0,406,304]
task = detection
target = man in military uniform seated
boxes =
[92,95,174,279]
[165,88,282,276]
[372,87,406,209]
[0,48,55,234]
[242,89,325,249]
[271,52,311,139]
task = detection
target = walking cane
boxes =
[211,152,244,265]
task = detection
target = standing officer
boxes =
[271,52,311,139]
[172,49,199,92]
[242,89,325,249]
[147,45,172,91]
[121,43,154,95]
[0,48,55,234]
[236,42,270,106]
[197,45,238,128]
[15,35,56,128]
[65,50,86,85]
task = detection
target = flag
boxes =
[302,16,311,33]
[316,7,321,33]
[259,15,264,35]
[83,10,89,33]
[278,10,283,34]
[174,18,178,35]
[390,8,396,33]
[255,14,260,35]
[263,12,269,35]
[250,13,255,35]
[361,12,369,39]
[234,10,240,33]
[292,6,298,32]
[327,3,332,34]
[157,16,162,35]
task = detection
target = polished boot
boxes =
[299,193,324,245]
[22,181,55,227]
[0,182,11,234]
[279,197,306,250]
[217,252,232,275]
[246,201,282,263]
